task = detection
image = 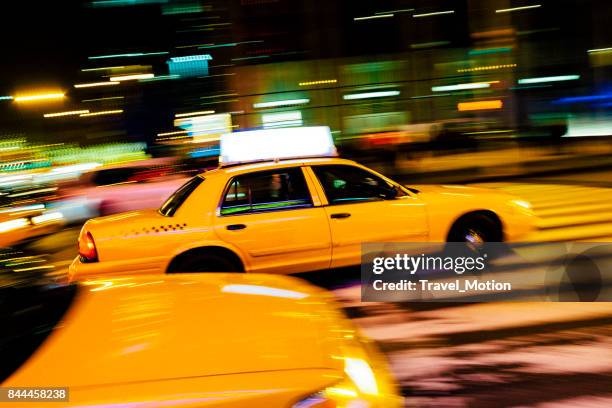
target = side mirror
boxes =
[381,186,398,200]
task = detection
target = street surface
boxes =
[27,168,612,407]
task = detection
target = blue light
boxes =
[167,55,212,77]
[554,92,612,104]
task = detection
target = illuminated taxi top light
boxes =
[219,126,337,166]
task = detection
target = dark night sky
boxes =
[0,1,173,96]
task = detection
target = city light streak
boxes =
[74,81,119,88]
[496,4,542,13]
[517,75,580,84]
[79,109,123,117]
[458,100,503,111]
[354,14,394,21]
[44,110,90,118]
[14,93,65,102]
[343,90,400,100]
[110,73,154,81]
[413,10,454,18]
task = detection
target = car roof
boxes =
[202,157,358,178]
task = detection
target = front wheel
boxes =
[447,213,502,243]
[447,213,507,260]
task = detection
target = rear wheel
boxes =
[168,253,242,273]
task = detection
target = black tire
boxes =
[168,253,242,273]
[447,213,502,243]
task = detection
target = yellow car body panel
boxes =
[69,157,536,279]
[3,274,401,407]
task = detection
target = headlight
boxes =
[292,358,379,408]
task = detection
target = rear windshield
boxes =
[159,176,203,217]
[0,283,77,382]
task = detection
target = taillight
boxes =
[78,231,98,262]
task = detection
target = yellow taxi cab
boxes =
[2,272,402,407]
[69,126,535,279]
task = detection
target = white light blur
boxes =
[262,111,303,128]
[517,75,580,84]
[588,47,612,54]
[44,110,90,118]
[496,4,541,13]
[0,204,44,214]
[512,200,532,210]
[253,99,310,109]
[344,358,379,396]
[110,73,154,82]
[175,110,215,118]
[31,212,64,225]
[354,14,394,21]
[413,10,454,18]
[343,90,400,100]
[74,82,119,88]
[220,126,337,165]
[221,284,309,299]
[0,218,30,233]
[50,162,103,175]
[80,109,124,117]
[432,82,491,92]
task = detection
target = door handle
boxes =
[330,213,351,219]
[226,224,246,230]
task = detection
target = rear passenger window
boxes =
[220,168,312,215]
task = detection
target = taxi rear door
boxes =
[307,164,429,268]
[213,166,331,273]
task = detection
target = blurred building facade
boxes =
[1,0,612,165]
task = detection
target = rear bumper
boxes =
[68,256,167,281]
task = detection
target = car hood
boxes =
[411,184,507,196]
[6,274,348,388]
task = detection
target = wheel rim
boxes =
[464,228,485,244]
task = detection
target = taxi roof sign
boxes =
[219,126,337,166]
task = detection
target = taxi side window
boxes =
[312,165,405,204]
[220,168,312,215]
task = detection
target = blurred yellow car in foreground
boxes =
[69,127,535,279]
[0,208,63,248]
[2,273,401,407]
